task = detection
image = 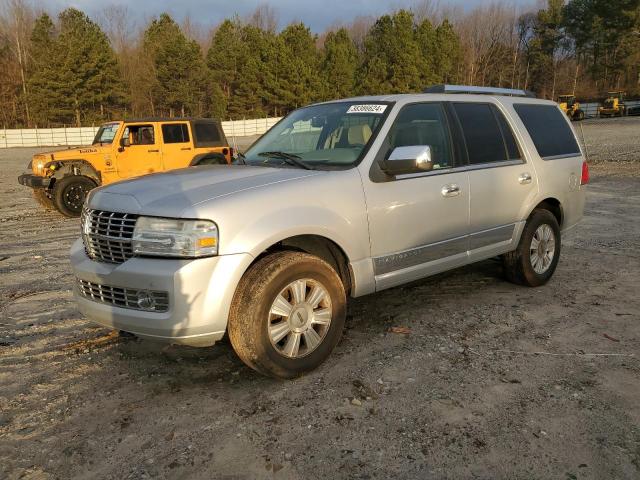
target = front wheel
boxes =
[503,209,561,287]
[228,251,346,378]
[52,176,96,217]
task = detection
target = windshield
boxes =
[243,102,390,169]
[92,122,120,145]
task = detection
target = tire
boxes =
[228,251,346,379]
[52,176,96,217]
[503,209,561,287]
[32,188,55,210]
[574,110,584,121]
[192,154,227,166]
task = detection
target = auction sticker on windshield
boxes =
[347,104,387,114]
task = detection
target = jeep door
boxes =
[159,122,193,170]
[115,123,163,178]
[451,102,537,261]
[362,102,470,291]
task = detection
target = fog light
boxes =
[137,291,156,310]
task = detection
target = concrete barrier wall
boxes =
[0,117,283,148]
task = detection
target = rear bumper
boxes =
[18,173,51,188]
[70,238,254,347]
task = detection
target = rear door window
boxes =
[162,123,190,143]
[513,104,580,159]
[453,103,521,165]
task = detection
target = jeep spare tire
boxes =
[52,176,96,217]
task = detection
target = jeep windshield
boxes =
[92,122,120,145]
[243,102,391,169]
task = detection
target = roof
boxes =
[317,93,556,106]
[117,117,222,123]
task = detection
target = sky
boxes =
[45,0,530,32]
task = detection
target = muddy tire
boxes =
[52,176,96,217]
[228,251,346,379]
[192,154,227,166]
[503,209,561,287]
[32,188,54,210]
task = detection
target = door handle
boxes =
[148,149,160,153]
[518,172,532,184]
[441,184,461,197]
[180,147,192,151]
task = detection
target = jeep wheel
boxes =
[228,251,346,378]
[503,209,561,287]
[52,176,96,217]
[193,154,227,166]
[32,188,54,210]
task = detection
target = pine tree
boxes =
[358,10,422,95]
[274,23,322,110]
[28,9,125,126]
[206,18,244,108]
[321,28,358,100]
[433,20,462,84]
[415,18,438,87]
[143,13,209,117]
[27,13,55,126]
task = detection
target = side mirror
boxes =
[382,145,434,175]
[118,137,127,152]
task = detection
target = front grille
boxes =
[82,208,139,264]
[77,279,169,312]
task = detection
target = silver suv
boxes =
[70,85,588,378]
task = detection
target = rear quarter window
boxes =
[193,122,223,147]
[513,104,580,159]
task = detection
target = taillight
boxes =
[580,161,589,185]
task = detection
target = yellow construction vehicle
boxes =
[599,91,626,117]
[557,94,585,121]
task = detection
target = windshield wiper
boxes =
[258,151,313,170]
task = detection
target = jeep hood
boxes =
[88,165,321,217]
[33,146,108,163]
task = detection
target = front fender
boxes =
[202,169,371,263]
[49,159,101,184]
[226,205,366,261]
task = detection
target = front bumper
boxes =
[70,238,253,346]
[18,173,51,188]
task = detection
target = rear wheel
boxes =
[228,251,346,378]
[52,176,96,217]
[503,209,561,287]
[32,188,54,210]
[192,154,227,166]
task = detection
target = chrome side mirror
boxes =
[382,145,433,175]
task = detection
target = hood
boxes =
[88,165,321,217]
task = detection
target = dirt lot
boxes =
[1,120,639,480]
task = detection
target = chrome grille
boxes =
[81,208,139,264]
[77,279,169,312]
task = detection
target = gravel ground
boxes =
[1,120,640,480]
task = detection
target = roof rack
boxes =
[423,84,536,98]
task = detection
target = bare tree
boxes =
[98,4,134,55]
[247,4,278,33]
[182,14,209,51]
[345,15,376,53]
[0,0,35,126]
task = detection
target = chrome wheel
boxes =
[268,278,332,358]
[530,224,556,274]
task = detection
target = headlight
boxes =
[132,217,218,258]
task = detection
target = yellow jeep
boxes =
[18,118,232,217]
